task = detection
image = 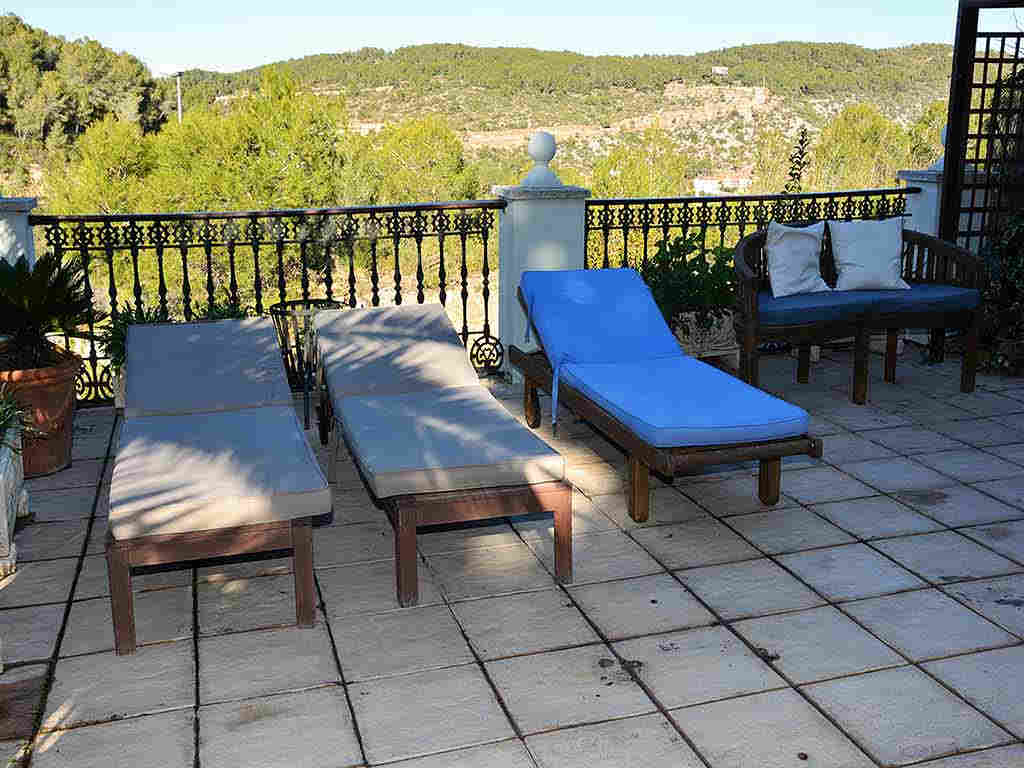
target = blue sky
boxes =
[6,1,1023,75]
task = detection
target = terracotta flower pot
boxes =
[0,348,82,477]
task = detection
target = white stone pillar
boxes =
[0,197,38,267]
[493,133,590,377]
[897,167,942,237]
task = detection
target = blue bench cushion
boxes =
[869,284,980,315]
[758,290,875,327]
[758,285,980,327]
[520,268,681,367]
[562,356,810,447]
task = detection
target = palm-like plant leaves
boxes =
[0,253,97,370]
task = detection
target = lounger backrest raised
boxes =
[123,318,292,417]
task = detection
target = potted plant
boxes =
[0,253,94,476]
[0,385,30,577]
[639,234,739,361]
[99,302,169,410]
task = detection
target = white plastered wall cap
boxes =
[521,131,562,187]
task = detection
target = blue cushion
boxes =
[758,290,874,327]
[520,268,681,368]
[868,284,980,315]
[562,357,810,447]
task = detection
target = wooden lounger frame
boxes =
[320,387,573,608]
[107,518,315,655]
[510,346,823,523]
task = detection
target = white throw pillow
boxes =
[829,217,910,291]
[765,220,830,298]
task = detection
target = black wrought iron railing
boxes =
[29,200,506,404]
[585,187,922,268]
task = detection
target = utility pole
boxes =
[175,72,183,124]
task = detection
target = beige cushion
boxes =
[830,217,910,291]
[338,385,564,498]
[766,220,831,298]
[124,318,292,418]
[110,406,329,540]
[315,305,479,405]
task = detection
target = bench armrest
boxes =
[734,230,764,329]
[903,229,984,289]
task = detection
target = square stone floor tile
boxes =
[943,574,1024,636]
[821,432,897,464]
[61,588,193,656]
[42,640,194,731]
[931,418,1024,448]
[85,518,107,555]
[843,458,956,493]
[775,466,877,505]
[451,589,598,660]
[727,507,856,554]
[631,519,759,570]
[0,603,63,663]
[914,745,1024,767]
[313,520,394,567]
[0,558,77,608]
[74,555,192,600]
[895,486,1023,527]
[527,713,702,768]
[803,665,1012,766]
[529,530,662,584]
[350,664,513,763]
[872,532,1020,584]
[199,687,362,768]
[332,604,474,680]
[986,442,1024,465]
[733,606,904,684]
[567,463,626,497]
[670,688,873,768]
[25,459,104,493]
[30,709,194,768]
[778,544,925,601]
[677,558,826,620]
[424,520,527,553]
[924,646,1024,738]
[329,487,382,525]
[588,489,707,530]
[961,520,1024,562]
[812,496,944,539]
[199,625,339,703]
[14,521,89,561]
[612,625,785,709]
[512,496,618,539]
[973,476,1024,511]
[0,664,47,742]
[29,487,104,522]
[384,740,534,768]
[680,475,798,516]
[198,574,318,636]
[860,426,969,455]
[815,402,912,432]
[913,449,1024,484]
[568,573,715,640]
[943,391,1024,417]
[844,589,1016,661]
[0,740,27,767]
[426,543,554,600]
[316,560,442,617]
[486,645,655,733]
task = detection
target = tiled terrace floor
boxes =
[3,347,1024,767]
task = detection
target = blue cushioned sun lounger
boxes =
[513,268,822,522]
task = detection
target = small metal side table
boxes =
[269,299,341,429]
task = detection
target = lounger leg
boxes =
[628,456,650,523]
[961,314,979,393]
[293,519,315,628]
[552,483,573,585]
[929,328,946,363]
[524,380,541,429]
[852,326,869,404]
[394,505,419,607]
[106,537,136,656]
[797,345,811,384]
[758,458,782,506]
[884,329,898,384]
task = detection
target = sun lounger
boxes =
[513,268,822,522]
[316,304,572,606]
[108,319,329,654]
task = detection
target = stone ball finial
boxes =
[522,131,562,187]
